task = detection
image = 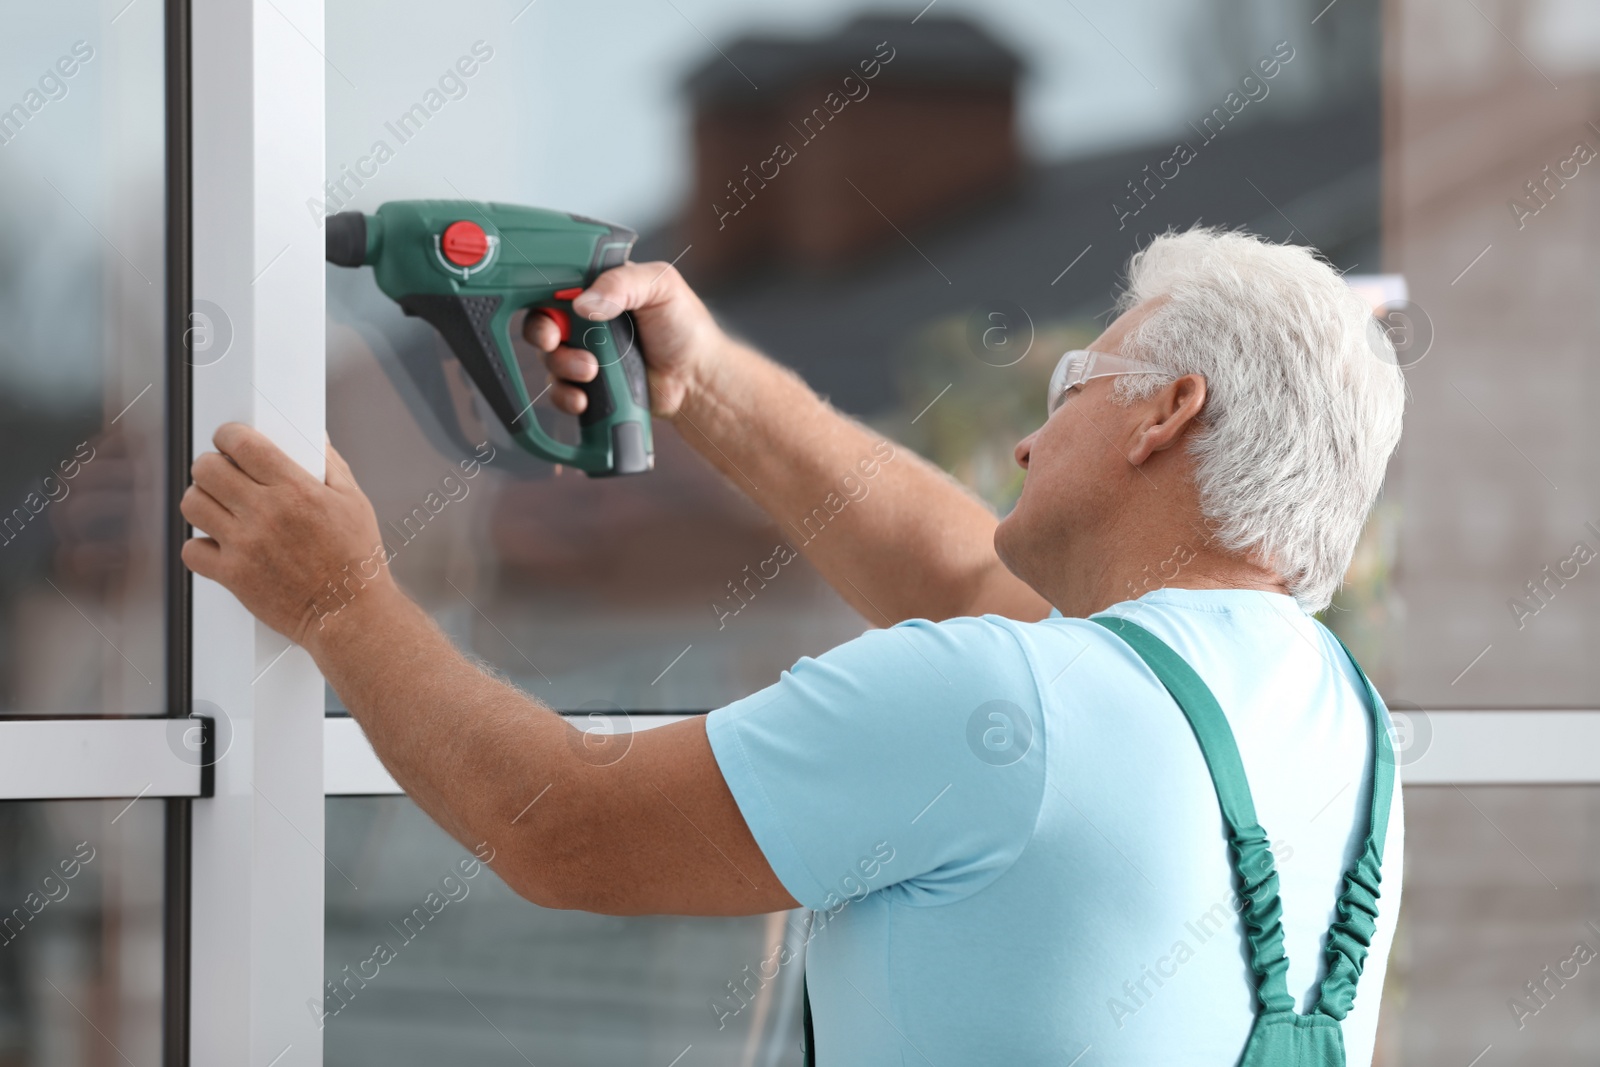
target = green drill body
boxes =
[326,200,653,476]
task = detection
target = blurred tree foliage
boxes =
[876,308,1101,515]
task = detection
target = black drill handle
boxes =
[574,311,648,428]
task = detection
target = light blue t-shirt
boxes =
[705,588,1403,1066]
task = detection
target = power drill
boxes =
[325,200,653,476]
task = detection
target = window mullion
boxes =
[188,1,328,1064]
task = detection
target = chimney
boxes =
[680,14,1023,279]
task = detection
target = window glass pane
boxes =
[0,1,167,716]
[0,798,166,1067]
[324,795,804,1065]
[318,2,1600,1063]
[1379,785,1600,1062]
[325,0,1381,711]
[1375,0,1600,705]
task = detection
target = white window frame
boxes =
[184,0,330,1062]
[10,710,1589,803]
[1,3,1597,1065]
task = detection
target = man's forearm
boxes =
[305,580,796,916]
[674,339,1049,623]
[309,584,580,901]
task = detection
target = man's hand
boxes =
[524,261,732,419]
[180,423,393,649]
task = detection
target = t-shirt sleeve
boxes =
[704,616,1047,911]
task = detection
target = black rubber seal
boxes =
[163,1,193,1063]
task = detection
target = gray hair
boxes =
[1112,227,1405,612]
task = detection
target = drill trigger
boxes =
[537,307,571,343]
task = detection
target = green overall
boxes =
[800,616,1393,1067]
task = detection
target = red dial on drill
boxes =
[441,220,489,266]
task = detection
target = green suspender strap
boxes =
[1092,616,1394,1067]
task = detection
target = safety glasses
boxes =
[1047,349,1170,416]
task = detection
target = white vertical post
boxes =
[189,1,326,1064]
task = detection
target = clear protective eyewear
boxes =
[1046,349,1170,416]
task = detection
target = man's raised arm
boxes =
[526,262,1050,625]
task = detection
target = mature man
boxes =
[182,227,1405,1064]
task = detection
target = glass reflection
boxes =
[325,0,1382,710]
[0,798,166,1067]
[325,795,804,1066]
[1381,0,1600,705]
[0,0,167,716]
[1379,786,1600,1064]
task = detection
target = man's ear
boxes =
[1128,374,1206,465]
